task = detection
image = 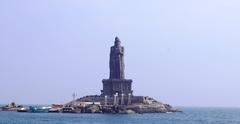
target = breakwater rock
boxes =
[102,102,180,114]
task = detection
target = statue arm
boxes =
[120,47,124,55]
[110,47,114,53]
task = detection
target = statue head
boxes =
[114,37,121,46]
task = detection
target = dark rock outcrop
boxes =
[65,95,180,114]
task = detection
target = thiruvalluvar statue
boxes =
[109,37,125,79]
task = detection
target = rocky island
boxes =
[65,37,180,114]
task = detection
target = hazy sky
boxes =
[1,0,240,107]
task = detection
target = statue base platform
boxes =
[101,79,133,97]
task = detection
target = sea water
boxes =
[0,107,240,124]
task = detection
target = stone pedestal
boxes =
[101,79,133,97]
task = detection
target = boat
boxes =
[17,107,28,112]
[1,103,24,111]
[48,108,61,113]
[1,106,19,111]
[48,104,63,113]
[62,107,78,113]
[28,106,51,113]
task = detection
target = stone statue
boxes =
[101,37,132,97]
[109,37,125,79]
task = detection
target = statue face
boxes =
[114,37,121,46]
[115,41,121,46]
